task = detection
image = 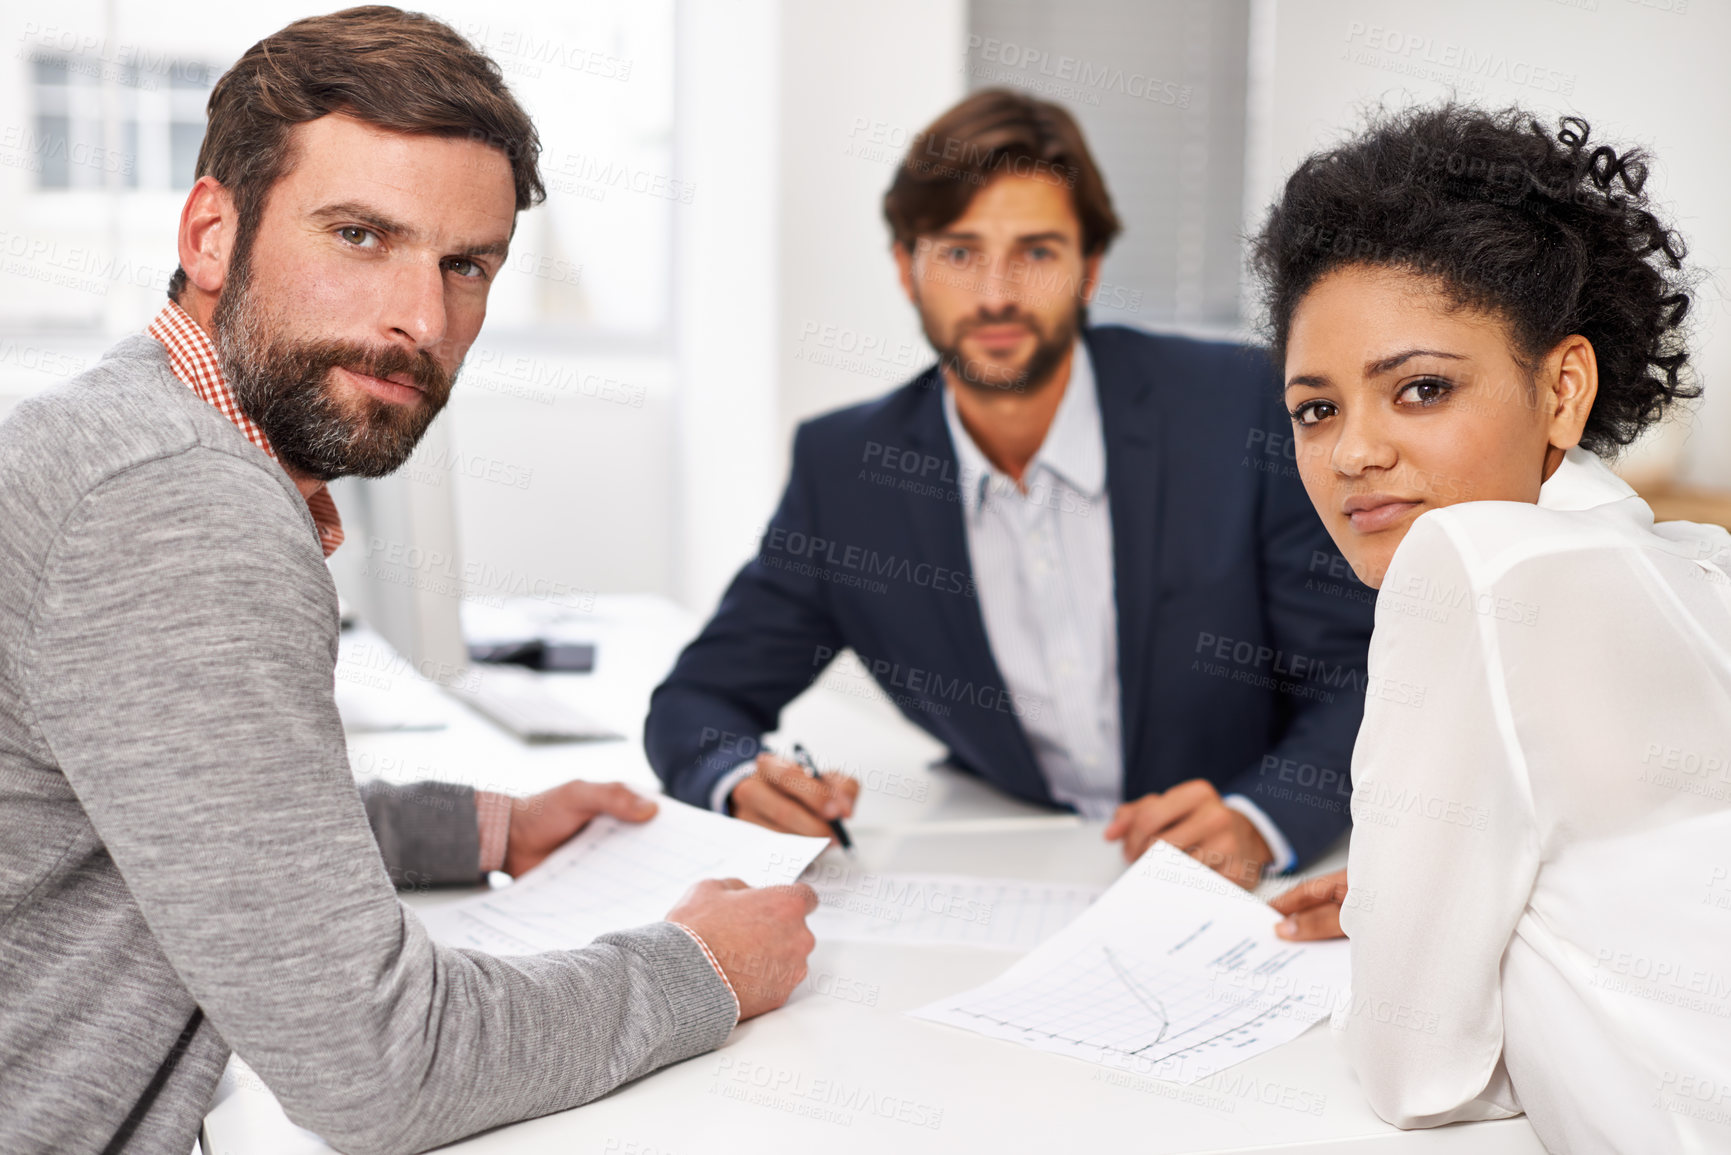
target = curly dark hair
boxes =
[1249,104,1695,456]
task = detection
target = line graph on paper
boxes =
[939,943,1311,1075]
[910,843,1351,1085]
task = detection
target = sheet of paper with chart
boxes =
[806,869,1103,952]
[911,841,1351,1085]
[419,797,830,955]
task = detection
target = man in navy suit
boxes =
[646,90,1374,885]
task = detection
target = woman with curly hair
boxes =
[1251,105,1730,1154]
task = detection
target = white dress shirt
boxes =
[1336,447,1731,1155]
[942,341,1121,819]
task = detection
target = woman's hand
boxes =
[1271,868,1349,940]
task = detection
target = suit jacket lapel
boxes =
[1090,330,1164,799]
[898,368,1050,802]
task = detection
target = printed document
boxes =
[911,842,1351,1084]
[806,867,1102,952]
[420,797,829,955]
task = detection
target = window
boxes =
[1,2,675,344]
[27,51,216,191]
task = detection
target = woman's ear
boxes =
[1543,334,1599,452]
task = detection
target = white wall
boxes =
[673,0,968,615]
[671,0,783,614]
[444,349,676,600]
[775,1,968,451]
[1251,0,1731,485]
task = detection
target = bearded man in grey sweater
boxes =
[0,9,818,1155]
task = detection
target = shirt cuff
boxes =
[475,790,513,874]
[669,921,741,1022]
[1223,793,1297,874]
[708,759,759,814]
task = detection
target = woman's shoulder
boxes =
[1372,499,1642,642]
[1389,497,1639,593]
[1393,448,1727,591]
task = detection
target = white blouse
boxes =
[1336,448,1731,1155]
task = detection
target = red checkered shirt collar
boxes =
[146,301,345,557]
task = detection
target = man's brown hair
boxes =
[882,88,1121,257]
[168,5,543,300]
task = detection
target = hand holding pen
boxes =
[793,743,853,851]
[726,743,859,847]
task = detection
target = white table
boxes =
[202,596,1543,1155]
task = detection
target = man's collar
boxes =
[147,299,278,463]
[1034,339,1107,498]
[145,301,346,557]
[942,339,1107,518]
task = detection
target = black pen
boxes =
[793,742,853,851]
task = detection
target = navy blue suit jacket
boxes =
[645,325,1375,866]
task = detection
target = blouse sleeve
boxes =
[1336,512,1541,1128]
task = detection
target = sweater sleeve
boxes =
[21,449,737,1155]
[357,779,485,886]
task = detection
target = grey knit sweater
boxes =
[0,336,736,1155]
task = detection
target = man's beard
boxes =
[212,246,456,481]
[919,299,1079,398]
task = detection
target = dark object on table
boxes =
[467,640,596,673]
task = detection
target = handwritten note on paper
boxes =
[419,797,830,955]
[804,867,1102,952]
[910,842,1351,1085]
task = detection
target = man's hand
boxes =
[1103,779,1273,890]
[503,781,658,878]
[1271,868,1348,941]
[666,878,820,1020]
[729,753,859,840]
